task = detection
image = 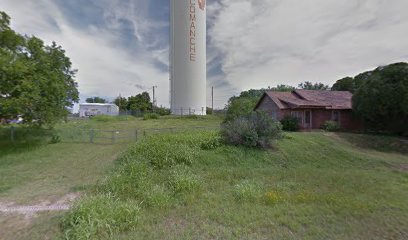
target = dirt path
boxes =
[0,193,79,218]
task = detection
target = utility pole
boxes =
[211,86,214,113]
[152,86,157,107]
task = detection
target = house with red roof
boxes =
[254,90,363,130]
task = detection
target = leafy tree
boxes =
[0,12,79,126]
[353,62,408,136]
[332,76,366,93]
[86,97,107,103]
[224,86,296,122]
[298,81,330,90]
[271,84,295,92]
[114,96,128,111]
[127,92,152,112]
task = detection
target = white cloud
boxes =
[208,0,408,91]
[2,0,408,109]
[0,0,170,107]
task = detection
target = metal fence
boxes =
[1,126,220,145]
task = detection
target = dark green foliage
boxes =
[280,115,300,131]
[271,84,295,92]
[127,92,152,112]
[322,121,340,132]
[353,62,408,136]
[154,107,171,116]
[221,111,282,148]
[0,11,79,127]
[113,92,153,113]
[85,97,107,103]
[114,96,128,111]
[143,113,159,120]
[206,107,213,115]
[298,81,330,90]
[224,95,260,122]
[49,134,61,144]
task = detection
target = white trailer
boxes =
[170,0,207,115]
[79,103,119,118]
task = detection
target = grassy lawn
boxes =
[1,116,408,239]
[0,116,222,240]
[59,123,408,239]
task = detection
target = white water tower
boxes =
[170,0,207,115]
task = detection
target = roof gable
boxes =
[257,90,352,110]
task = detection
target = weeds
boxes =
[62,194,140,240]
[168,165,201,193]
[233,180,263,202]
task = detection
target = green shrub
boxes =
[99,161,152,200]
[198,132,222,150]
[153,107,171,116]
[221,111,282,148]
[62,194,140,240]
[49,134,61,144]
[322,120,340,132]
[168,165,201,193]
[280,115,300,131]
[206,107,213,115]
[233,180,263,202]
[133,136,198,168]
[143,113,159,120]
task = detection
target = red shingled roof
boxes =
[259,90,352,110]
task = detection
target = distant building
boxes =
[254,90,363,130]
[79,103,119,118]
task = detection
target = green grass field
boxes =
[1,116,408,239]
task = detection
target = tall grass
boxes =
[62,131,221,238]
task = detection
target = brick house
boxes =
[254,89,362,130]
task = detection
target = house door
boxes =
[304,111,312,129]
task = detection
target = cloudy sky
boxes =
[1,0,408,108]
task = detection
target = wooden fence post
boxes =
[10,126,15,143]
[135,129,138,141]
[90,129,94,143]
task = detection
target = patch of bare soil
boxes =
[0,193,80,219]
[397,164,408,172]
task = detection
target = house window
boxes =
[332,111,340,122]
[291,111,303,124]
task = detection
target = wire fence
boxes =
[1,126,220,145]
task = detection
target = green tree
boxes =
[0,12,79,126]
[127,92,152,112]
[353,62,408,136]
[271,84,295,92]
[86,97,107,103]
[114,96,128,111]
[298,81,330,90]
[332,76,366,93]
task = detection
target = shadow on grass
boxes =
[0,127,54,159]
[336,132,408,155]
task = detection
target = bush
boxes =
[49,134,61,144]
[62,194,140,240]
[280,115,299,131]
[132,136,198,168]
[154,107,171,116]
[322,120,340,132]
[143,113,159,120]
[221,111,282,148]
[206,107,213,115]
